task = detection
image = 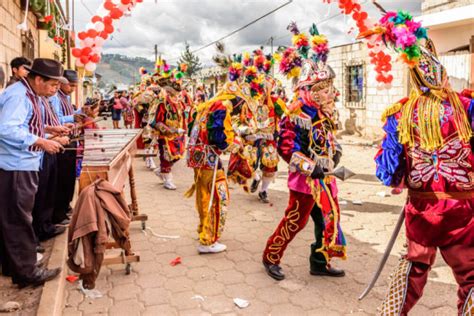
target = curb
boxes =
[36,230,68,316]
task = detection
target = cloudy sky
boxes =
[72,0,421,65]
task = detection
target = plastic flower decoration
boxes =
[378,10,428,66]
[309,24,329,63]
[228,62,243,82]
[288,21,310,58]
[279,47,302,79]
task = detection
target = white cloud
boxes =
[72,0,421,64]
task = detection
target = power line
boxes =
[190,0,293,54]
[268,0,369,47]
[80,0,94,16]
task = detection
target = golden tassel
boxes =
[398,90,418,148]
[448,91,472,144]
[381,102,403,123]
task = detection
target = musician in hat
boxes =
[0,58,66,287]
[362,10,474,315]
[50,70,82,225]
[147,60,186,190]
[31,94,70,243]
[262,23,346,281]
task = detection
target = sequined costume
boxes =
[185,83,238,249]
[262,23,346,280]
[227,50,287,202]
[145,60,187,190]
[363,11,474,315]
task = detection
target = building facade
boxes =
[0,0,40,84]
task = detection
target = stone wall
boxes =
[421,0,474,14]
[328,42,408,140]
[0,0,39,85]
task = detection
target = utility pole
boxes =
[66,0,71,68]
[154,44,158,62]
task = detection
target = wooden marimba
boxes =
[79,129,148,274]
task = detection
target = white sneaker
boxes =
[147,158,157,170]
[163,180,177,190]
[162,173,176,190]
[154,168,164,183]
[145,157,151,169]
[197,242,227,254]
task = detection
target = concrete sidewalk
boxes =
[63,143,457,316]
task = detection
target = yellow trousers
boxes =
[193,168,229,246]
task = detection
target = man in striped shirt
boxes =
[49,70,82,225]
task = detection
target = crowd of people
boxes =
[0,7,472,315]
[129,14,473,314]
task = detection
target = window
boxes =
[21,31,35,60]
[345,64,364,103]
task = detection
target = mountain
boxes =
[97,54,155,86]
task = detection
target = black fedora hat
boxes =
[63,70,79,84]
[25,58,67,84]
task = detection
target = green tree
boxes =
[178,42,202,77]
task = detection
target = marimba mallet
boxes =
[62,147,106,153]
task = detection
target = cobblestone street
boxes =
[63,138,458,316]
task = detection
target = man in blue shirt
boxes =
[0,58,67,288]
[50,70,82,224]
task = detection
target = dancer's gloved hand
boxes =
[310,165,325,179]
[333,151,342,168]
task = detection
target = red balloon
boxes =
[91,15,102,23]
[90,54,101,63]
[110,8,123,19]
[72,48,82,58]
[104,23,114,34]
[99,31,109,39]
[80,56,90,64]
[78,32,87,40]
[136,0,143,2]
[121,0,131,4]
[104,1,114,10]
[82,47,92,56]
[103,16,113,25]
[87,29,98,38]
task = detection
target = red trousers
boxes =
[263,190,316,265]
[158,139,175,174]
[402,239,474,314]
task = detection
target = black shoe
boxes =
[258,191,270,203]
[57,219,70,226]
[250,179,260,193]
[310,265,345,277]
[36,245,46,254]
[17,268,61,289]
[263,261,285,281]
[39,226,66,241]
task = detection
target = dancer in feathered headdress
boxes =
[262,22,346,281]
[359,6,474,315]
[227,47,288,203]
[184,50,262,254]
[145,58,187,190]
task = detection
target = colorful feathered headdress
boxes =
[358,10,428,67]
[278,22,335,91]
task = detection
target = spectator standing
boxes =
[6,57,32,88]
[111,91,122,129]
[121,91,134,129]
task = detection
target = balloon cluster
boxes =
[323,0,394,88]
[72,0,143,72]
